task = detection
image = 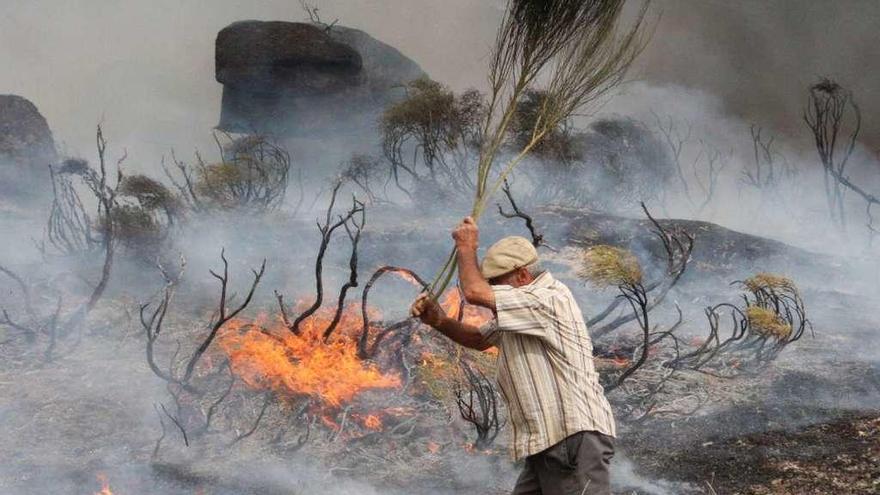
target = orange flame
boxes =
[362,414,382,430]
[217,305,400,410]
[612,356,631,367]
[94,473,113,495]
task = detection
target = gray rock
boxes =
[215,21,426,137]
[216,21,362,94]
[0,95,57,198]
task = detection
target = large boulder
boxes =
[216,21,426,137]
[216,21,362,94]
[0,95,57,199]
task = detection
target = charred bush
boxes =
[455,361,503,450]
[509,89,583,166]
[165,134,293,214]
[379,77,484,203]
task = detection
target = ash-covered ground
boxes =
[1,203,878,495]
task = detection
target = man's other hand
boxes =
[410,293,445,327]
[452,216,479,251]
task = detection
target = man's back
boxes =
[483,271,616,460]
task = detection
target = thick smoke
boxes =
[2,1,880,494]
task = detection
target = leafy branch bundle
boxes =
[428,0,651,296]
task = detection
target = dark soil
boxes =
[625,412,880,494]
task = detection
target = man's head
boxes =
[481,236,542,288]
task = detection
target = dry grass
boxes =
[580,245,642,287]
[743,273,797,294]
[746,306,792,340]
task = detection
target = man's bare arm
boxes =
[433,315,494,351]
[453,217,496,310]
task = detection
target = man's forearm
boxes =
[456,247,495,309]
[432,315,491,351]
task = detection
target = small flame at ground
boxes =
[94,473,113,495]
[363,414,382,430]
[218,305,400,409]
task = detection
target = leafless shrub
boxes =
[276,181,365,340]
[2,126,120,358]
[804,78,861,233]
[653,112,730,219]
[340,154,387,204]
[299,0,338,32]
[588,203,694,338]
[140,251,267,448]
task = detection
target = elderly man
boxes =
[411,217,616,495]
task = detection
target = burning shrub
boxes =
[580,245,643,287]
[218,307,401,409]
[414,351,459,402]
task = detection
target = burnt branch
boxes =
[159,402,189,447]
[182,249,265,383]
[497,179,548,249]
[300,0,338,32]
[323,198,366,341]
[3,126,121,357]
[358,266,428,359]
[286,182,364,335]
[232,392,273,445]
[152,404,168,459]
[141,250,264,387]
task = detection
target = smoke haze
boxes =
[3,0,879,165]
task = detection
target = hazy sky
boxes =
[2,0,878,166]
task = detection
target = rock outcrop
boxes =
[216,21,425,137]
[0,95,57,198]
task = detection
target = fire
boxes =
[217,305,400,409]
[362,414,382,430]
[94,473,113,495]
[440,289,493,328]
[612,355,631,367]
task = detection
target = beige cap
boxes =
[480,236,538,279]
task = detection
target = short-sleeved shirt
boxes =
[481,271,616,460]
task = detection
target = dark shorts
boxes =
[512,430,615,495]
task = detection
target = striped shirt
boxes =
[481,271,616,459]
